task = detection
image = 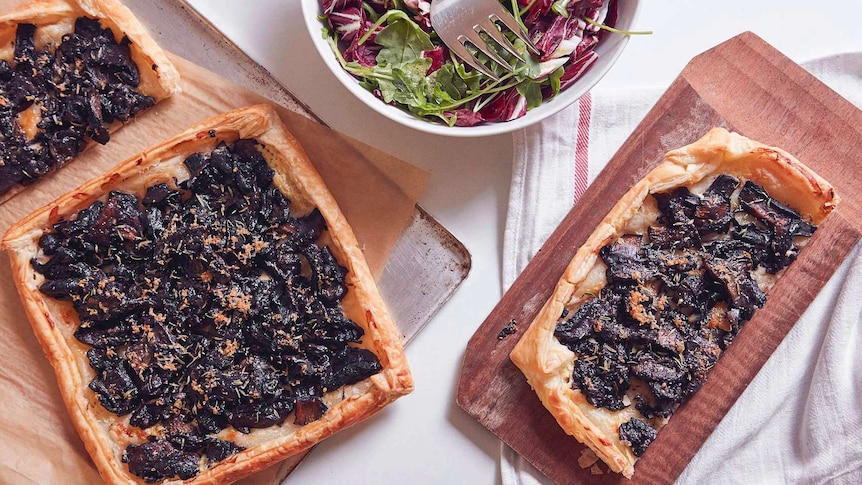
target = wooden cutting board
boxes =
[456,32,862,485]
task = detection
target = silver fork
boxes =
[430,0,539,81]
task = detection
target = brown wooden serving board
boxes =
[456,31,862,485]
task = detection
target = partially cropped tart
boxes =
[0,0,179,201]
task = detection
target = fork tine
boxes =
[461,29,513,75]
[430,0,541,82]
[451,34,501,81]
[490,8,540,56]
[477,17,525,63]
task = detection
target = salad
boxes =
[318,0,626,127]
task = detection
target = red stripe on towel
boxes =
[573,92,591,204]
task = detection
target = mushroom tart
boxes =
[510,128,837,478]
[2,104,412,484]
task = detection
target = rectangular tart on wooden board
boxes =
[2,104,413,485]
[456,31,862,485]
[0,0,180,202]
[510,126,837,477]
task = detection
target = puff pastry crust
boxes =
[2,104,413,484]
[0,0,180,202]
[509,128,837,478]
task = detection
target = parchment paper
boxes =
[0,49,428,485]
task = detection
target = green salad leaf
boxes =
[375,16,434,66]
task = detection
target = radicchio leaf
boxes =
[558,50,598,91]
[321,0,360,15]
[344,36,379,66]
[532,13,583,61]
[480,89,528,122]
[519,0,554,25]
[422,46,447,75]
[444,109,486,127]
[328,7,366,42]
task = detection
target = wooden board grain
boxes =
[455,31,862,485]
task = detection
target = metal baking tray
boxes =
[128,0,469,344]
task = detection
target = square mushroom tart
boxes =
[0,0,180,202]
[2,104,413,484]
[510,128,838,478]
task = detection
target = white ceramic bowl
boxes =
[301,0,641,137]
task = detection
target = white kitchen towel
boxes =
[501,53,862,484]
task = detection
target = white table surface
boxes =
[182,1,862,483]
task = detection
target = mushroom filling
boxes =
[554,175,817,456]
[33,139,382,482]
[0,16,155,196]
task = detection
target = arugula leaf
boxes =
[516,81,543,110]
[429,63,466,103]
[377,59,433,106]
[357,17,433,109]
[547,65,565,96]
[551,0,574,18]
[511,38,542,80]
[453,61,484,92]
[583,16,654,35]
[375,17,434,67]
